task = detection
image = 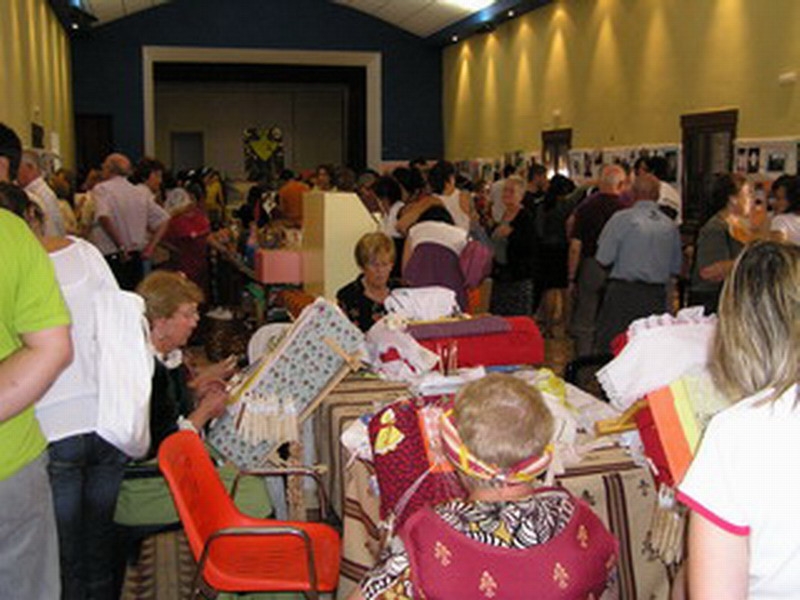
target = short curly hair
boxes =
[136,271,204,323]
[453,373,554,474]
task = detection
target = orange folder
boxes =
[646,386,694,484]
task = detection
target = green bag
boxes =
[115,453,272,526]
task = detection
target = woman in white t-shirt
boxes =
[769,177,800,245]
[678,241,800,600]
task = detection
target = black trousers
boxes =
[595,279,667,353]
[105,251,143,291]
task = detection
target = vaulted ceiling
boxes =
[78,0,502,38]
[331,0,493,38]
[80,0,168,24]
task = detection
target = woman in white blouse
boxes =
[679,241,800,599]
[0,182,128,599]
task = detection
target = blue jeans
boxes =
[48,433,127,600]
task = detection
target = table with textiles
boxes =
[337,435,672,600]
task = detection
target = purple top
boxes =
[572,192,626,258]
[403,242,468,311]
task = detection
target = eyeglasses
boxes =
[366,260,393,271]
[176,306,199,319]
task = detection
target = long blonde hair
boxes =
[711,241,800,401]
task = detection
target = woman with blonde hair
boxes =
[679,241,800,599]
[337,231,402,332]
[114,270,268,595]
[351,374,618,600]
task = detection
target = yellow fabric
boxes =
[670,379,700,453]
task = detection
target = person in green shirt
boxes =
[0,122,73,600]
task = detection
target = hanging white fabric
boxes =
[94,290,154,458]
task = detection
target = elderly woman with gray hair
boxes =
[349,374,619,600]
[489,175,538,316]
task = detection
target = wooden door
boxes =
[681,110,737,230]
[75,114,114,179]
[541,128,572,177]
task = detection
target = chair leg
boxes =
[191,569,218,599]
[192,584,218,600]
[303,591,319,600]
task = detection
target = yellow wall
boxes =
[443,0,800,159]
[0,0,74,168]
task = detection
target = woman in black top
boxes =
[337,232,402,332]
[489,176,538,316]
[534,174,577,335]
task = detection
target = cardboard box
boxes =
[254,249,303,284]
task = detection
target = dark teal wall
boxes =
[71,0,443,163]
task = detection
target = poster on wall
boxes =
[243,126,285,188]
[767,151,786,173]
[735,139,797,177]
[760,140,795,174]
[735,147,748,174]
[568,150,583,180]
[568,144,681,187]
[747,147,761,174]
[568,149,609,181]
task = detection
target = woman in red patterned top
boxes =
[349,374,619,600]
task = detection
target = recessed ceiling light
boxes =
[451,34,459,42]
[442,0,494,11]
[507,10,515,17]
[70,22,79,30]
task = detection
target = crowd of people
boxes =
[0,123,262,599]
[336,155,800,351]
[2,113,799,600]
[14,133,797,353]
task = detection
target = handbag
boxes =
[94,290,154,459]
[459,239,494,288]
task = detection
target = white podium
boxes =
[302,191,379,299]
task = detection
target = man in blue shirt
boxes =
[594,173,682,353]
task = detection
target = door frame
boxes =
[680,109,738,227]
[541,128,573,176]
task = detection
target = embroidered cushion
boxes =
[368,398,467,528]
[400,494,618,600]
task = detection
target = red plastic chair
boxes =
[158,431,341,599]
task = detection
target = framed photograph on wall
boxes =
[747,147,761,174]
[736,147,748,173]
[767,152,786,173]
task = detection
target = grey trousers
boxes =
[0,452,60,600]
[570,257,608,357]
[595,279,667,354]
